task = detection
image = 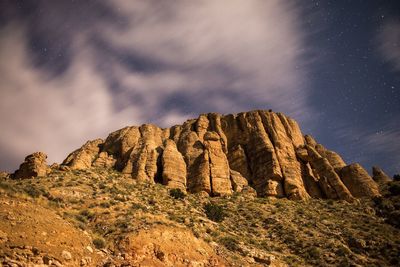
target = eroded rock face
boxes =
[162,140,187,191]
[13,152,49,179]
[372,166,391,184]
[62,139,104,170]
[302,145,354,201]
[16,109,382,200]
[340,164,380,198]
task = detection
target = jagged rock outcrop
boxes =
[372,166,391,184]
[299,145,354,201]
[14,110,382,201]
[63,139,104,170]
[13,152,49,179]
[340,164,381,198]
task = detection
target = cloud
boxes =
[0,1,314,171]
[105,0,312,117]
[377,19,400,72]
[0,25,141,170]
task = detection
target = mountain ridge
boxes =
[12,109,383,201]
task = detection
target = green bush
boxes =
[24,185,44,198]
[219,236,240,251]
[93,237,106,249]
[169,188,186,200]
[204,203,225,222]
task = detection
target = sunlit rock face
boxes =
[15,110,382,200]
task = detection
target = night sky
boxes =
[0,0,399,175]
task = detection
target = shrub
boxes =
[93,237,106,249]
[169,188,186,200]
[24,185,44,198]
[393,174,400,181]
[204,203,225,222]
[219,236,240,251]
[388,182,400,196]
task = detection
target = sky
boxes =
[0,0,399,176]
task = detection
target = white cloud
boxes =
[377,19,400,72]
[106,0,312,117]
[0,25,141,170]
[0,1,314,171]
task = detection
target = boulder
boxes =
[340,164,380,198]
[13,152,49,179]
[230,170,248,192]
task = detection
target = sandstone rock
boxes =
[242,111,284,197]
[340,164,380,198]
[128,143,160,182]
[304,135,318,147]
[162,140,187,191]
[230,170,248,192]
[92,152,116,168]
[208,113,228,153]
[300,162,324,198]
[315,144,346,170]
[204,131,232,196]
[62,139,103,170]
[17,109,382,201]
[49,163,60,170]
[260,111,309,200]
[277,113,304,148]
[103,126,140,157]
[61,250,72,260]
[305,145,353,201]
[227,145,252,181]
[372,166,391,184]
[13,152,49,179]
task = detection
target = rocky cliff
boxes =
[13,110,381,200]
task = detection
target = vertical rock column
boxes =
[243,111,284,197]
[204,131,232,196]
[177,120,211,194]
[260,111,310,200]
[161,140,187,191]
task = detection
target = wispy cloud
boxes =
[332,120,400,175]
[0,1,314,171]
[377,19,400,72]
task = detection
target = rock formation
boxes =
[340,164,380,198]
[13,152,49,179]
[372,166,391,184]
[13,110,382,200]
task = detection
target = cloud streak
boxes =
[377,19,400,72]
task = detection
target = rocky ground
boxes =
[0,168,399,267]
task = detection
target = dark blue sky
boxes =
[0,0,399,175]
